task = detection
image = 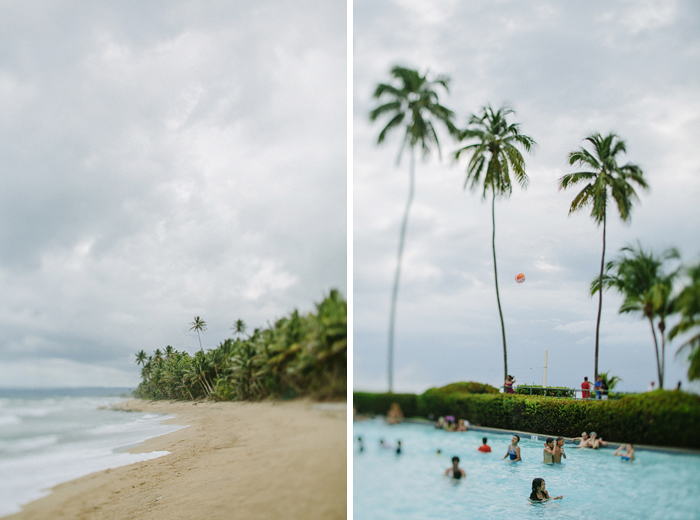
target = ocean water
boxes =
[0,390,185,517]
[354,418,700,520]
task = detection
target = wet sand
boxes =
[3,399,346,520]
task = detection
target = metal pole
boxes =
[543,350,548,388]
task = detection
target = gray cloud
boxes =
[0,0,346,387]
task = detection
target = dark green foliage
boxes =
[134,290,346,401]
[514,384,575,398]
[354,388,700,449]
[430,382,500,395]
[353,392,418,418]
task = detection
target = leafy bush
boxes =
[429,381,500,395]
[515,384,575,398]
[353,392,418,418]
[356,388,700,449]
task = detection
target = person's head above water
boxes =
[511,435,520,444]
[545,437,554,447]
[590,431,597,438]
[530,478,545,499]
[482,437,488,444]
[451,456,460,464]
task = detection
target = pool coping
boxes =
[398,417,700,456]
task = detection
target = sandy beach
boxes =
[3,399,346,520]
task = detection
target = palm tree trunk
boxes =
[594,213,606,380]
[648,317,662,387]
[659,320,666,389]
[387,146,416,393]
[197,331,203,350]
[491,189,508,382]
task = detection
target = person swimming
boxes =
[529,478,563,501]
[445,456,466,479]
[614,443,635,461]
[396,440,402,455]
[357,436,364,452]
[543,437,555,464]
[501,435,521,461]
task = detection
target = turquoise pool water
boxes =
[353,418,700,520]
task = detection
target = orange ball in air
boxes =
[515,273,525,283]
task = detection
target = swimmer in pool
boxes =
[529,478,563,501]
[501,435,521,462]
[552,437,566,463]
[614,443,635,461]
[445,456,466,479]
[357,436,364,452]
[543,437,555,464]
[588,432,608,449]
[574,432,591,448]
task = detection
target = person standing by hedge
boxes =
[504,375,516,394]
[581,376,591,399]
[594,376,604,399]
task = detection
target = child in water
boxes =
[444,456,466,479]
[529,478,563,501]
[501,435,521,461]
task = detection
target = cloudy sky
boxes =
[354,0,700,393]
[0,0,346,388]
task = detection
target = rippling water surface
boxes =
[0,391,183,517]
[354,418,700,520]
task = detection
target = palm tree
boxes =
[232,319,247,339]
[135,350,147,366]
[670,260,700,380]
[189,316,207,350]
[454,104,535,382]
[593,243,679,387]
[164,345,175,360]
[369,65,458,392]
[559,133,648,380]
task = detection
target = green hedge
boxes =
[515,384,575,398]
[353,392,418,418]
[354,385,700,449]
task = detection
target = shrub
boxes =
[353,392,418,417]
[356,388,700,449]
[515,384,575,398]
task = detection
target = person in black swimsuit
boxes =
[529,478,563,501]
[445,456,466,479]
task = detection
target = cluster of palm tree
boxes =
[594,246,700,387]
[370,64,699,391]
[133,289,346,401]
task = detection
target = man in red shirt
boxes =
[478,437,491,453]
[581,376,591,399]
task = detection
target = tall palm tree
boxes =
[232,319,247,339]
[454,104,535,382]
[189,316,207,350]
[593,243,679,387]
[670,260,700,380]
[135,350,147,366]
[369,65,458,392]
[559,133,648,380]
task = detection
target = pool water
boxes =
[353,418,700,520]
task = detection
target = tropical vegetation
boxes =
[593,243,679,388]
[369,65,458,392]
[558,133,648,381]
[134,290,346,401]
[366,63,699,392]
[670,260,700,381]
[454,104,535,381]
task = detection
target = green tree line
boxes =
[133,289,346,401]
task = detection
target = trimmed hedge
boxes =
[353,392,418,418]
[515,384,575,398]
[354,385,700,449]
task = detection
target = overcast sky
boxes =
[354,0,700,394]
[0,0,346,388]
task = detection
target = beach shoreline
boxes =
[3,398,346,520]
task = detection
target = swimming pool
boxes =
[353,418,700,520]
